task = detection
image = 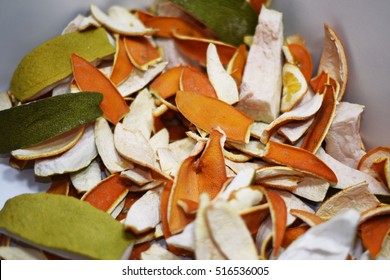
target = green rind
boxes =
[10,28,115,101]
[0,193,134,260]
[170,0,258,46]
[0,92,103,154]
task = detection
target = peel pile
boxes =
[0,0,389,260]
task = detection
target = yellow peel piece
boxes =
[11,125,85,160]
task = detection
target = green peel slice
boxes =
[170,0,258,46]
[0,193,134,260]
[10,28,115,101]
[0,92,103,154]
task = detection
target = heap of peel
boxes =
[0,0,389,260]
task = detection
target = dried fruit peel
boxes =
[10,28,115,101]
[171,0,257,46]
[0,92,102,154]
[0,193,133,260]
[71,53,129,125]
[176,91,253,143]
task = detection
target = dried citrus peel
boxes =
[260,92,324,144]
[227,44,247,87]
[206,43,239,104]
[90,4,154,36]
[71,53,129,125]
[325,102,366,169]
[95,117,134,174]
[124,189,161,234]
[262,141,338,183]
[360,209,390,258]
[285,43,313,81]
[176,91,253,143]
[123,36,162,71]
[81,174,129,213]
[316,182,380,219]
[70,160,101,193]
[11,125,85,160]
[140,15,209,38]
[205,199,258,259]
[279,209,360,260]
[317,148,389,195]
[171,0,257,46]
[110,35,134,85]
[300,84,337,153]
[10,28,114,101]
[0,92,102,154]
[264,189,287,257]
[172,31,237,65]
[0,193,134,260]
[318,24,348,101]
[167,130,227,234]
[34,125,97,177]
[149,66,183,99]
[358,147,390,180]
[194,194,226,260]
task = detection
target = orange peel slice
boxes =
[110,35,134,85]
[180,66,217,99]
[264,189,287,257]
[260,92,324,144]
[172,31,237,65]
[358,146,390,182]
[359,206,390,258]
[317,24,348,101]
[239,204,270,235]
[71,53,129,125]
[290,209,324,227]
[371,157,390,188]
[167,129,227,234]
[123,36,162,71]
[176,91,254,143]
[262,141,338,183]
[149,66,183,99]
[227,44,247,87]
[47,175,70,196]
[300,84,337,153]
[81,174,129,213]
